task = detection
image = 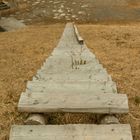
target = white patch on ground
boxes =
[58,9,63,13]
[72,2,76,5]
[60,13,66,17]
[0,17,26,31]
[49,1,53,3]
[72,15,77,18]
[78,11,86,15]
[53,1,60,4]
[81,4,89,8]
[53,10,57,12]
[61,4,64,8]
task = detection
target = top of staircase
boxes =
[18,23,129,114]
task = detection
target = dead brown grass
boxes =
[128,0,140,8]
[0,24,140,140]
[78,24,140,140]
[0,24,64,140]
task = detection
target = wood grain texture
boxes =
[74,24,84,44]
[10,124,133,140]
[18,91,128,113]
[18,23,128,114]
[26,80,117,94]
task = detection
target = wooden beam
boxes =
[18,92,129,114]
[25,114,46,125]
[73,24,84,44]
[9,124,133,140]
[26,80,117,94]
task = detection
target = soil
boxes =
[0,24,140,140]
[5,0,140,24]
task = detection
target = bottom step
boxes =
[10,124,133,140]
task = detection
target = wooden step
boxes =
[18,91,128,113]
[40,59,102,73]
[10,124,133,140]
[26,80,117,93]
[18,23,128,114]
[37,64,107,76]
[35,72,111,82]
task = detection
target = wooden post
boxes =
[25,114,46,125]
[100,115,120,124]
[73,24,84,44]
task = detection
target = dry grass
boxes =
[0,24,140,140]
[0,24,64,140]
[78,24,140,140]
[128,0,140,8]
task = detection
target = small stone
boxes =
[60,13,65,17]
[81,4,89,8]
[58,9,63,13]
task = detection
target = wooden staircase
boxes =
[10,124,132,140]
[9,23,133,140]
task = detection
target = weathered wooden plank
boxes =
[26,87,116,95]
[18,91,128,113]
[39,62,104,74]
[27,79,116,86]
[36,69,108,78]
[40,45,101,74]
[17,23,127,115]
[10,124,133,140]
[27,80,117,89]
[32,23,112,83]
[35,72,111,82]
[74,24,84,44]
[40,58,104,72]
[51,45,97,61]
[39,64,105,76]
[32,75,112,83]
[26,80,117,93]
[42,57,101,70]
